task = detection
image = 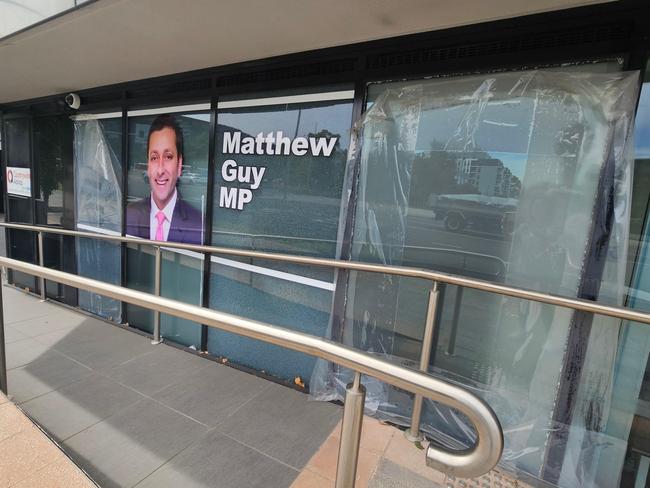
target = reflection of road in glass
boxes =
[404,209,511,280]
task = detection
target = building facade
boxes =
[2,1,650,486]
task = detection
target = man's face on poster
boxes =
[147,127,182,210]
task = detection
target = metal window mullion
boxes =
[330,76,367,346]
[200,95,219,352]
[120,100,129,325]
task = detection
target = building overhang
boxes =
[0,0,613,104]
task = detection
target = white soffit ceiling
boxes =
[0,0,614,104]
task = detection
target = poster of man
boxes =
[126,115,203,245]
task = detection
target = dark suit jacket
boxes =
[126,195,203,245]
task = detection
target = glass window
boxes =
[74,114,123,321]
[4,117,35,290]
[34,115,72,227]
[125,107,210,347]
[566,62,650,488]
[33,115,74,302]
[310,69,638,483]
[207,89,354,382]
[5,118,30,168]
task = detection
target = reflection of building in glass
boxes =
[455,156,521,198]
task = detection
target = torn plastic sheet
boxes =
[310,69,640,485]
[73,118,123,322]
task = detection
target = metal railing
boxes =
[0,255,503,482]
[0,247,504,485]
[4,222,650,482]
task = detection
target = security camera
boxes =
[65,93,81,110]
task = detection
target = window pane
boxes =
[208,91,353,382]
[7,197,36,290]
[573,63,650,487]
[318,69,638,482]
[5,118,30,168]
[5,117,35,290]
[33,115,75,303]
[74,116,123,321]
[125,110,209,347]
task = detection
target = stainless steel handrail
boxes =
[0,255,503,482]
[3,222,650,325]
[5,221,650,481]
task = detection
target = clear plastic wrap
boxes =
[310,69,640,485]
[73,117,123,322]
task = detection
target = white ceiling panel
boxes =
[0,0,613,103]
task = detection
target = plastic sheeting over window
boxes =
[310,69,640,485]
[73,117,123,322]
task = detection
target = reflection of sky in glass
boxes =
[415,99,535,155]
[635,82,650,159]
[185,114,211,122]
[219,102,352,149]
[488,151,527,180]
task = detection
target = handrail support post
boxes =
[406,282,440,442]
[152,245,162,344]
[0,254,505,477]
[446,286,464,356]
[335,372,365,488]
[38,231,46,301]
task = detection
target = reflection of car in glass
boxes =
[180,165,208,185]
[141,163,206,186]
[430,194,518,234]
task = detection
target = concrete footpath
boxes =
[1,283,450,487]
[0,392,95,487]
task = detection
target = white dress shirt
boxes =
[150,190,177,241]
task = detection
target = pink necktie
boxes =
[155,210,166,241]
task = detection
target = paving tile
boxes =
[103,345,206,396]
[32,323,106,348]
[152,362,269,427]
[0,402,33,442]
[21,373,144,441]
[329,416,396,455]
[11,456,96,488]
[303,433,339,481]
[218,382,341,469]
[354,449,383,488]
[7,350,93,403]
[304,432,382,486]
[64,397,207,488]
[7,309,88,338]
[135,430,299,488]
[46,323,152,371]
[369,458,444,488]
[2,288,61,325]
[0,425,63,488]
[4,324,29,344]
[6,337,50,370]
[290,468,334,488]
[382,431,445,485]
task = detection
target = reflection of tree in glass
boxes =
[409,141,522,208]
[286,129,345,197]
[34,117,67,213]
